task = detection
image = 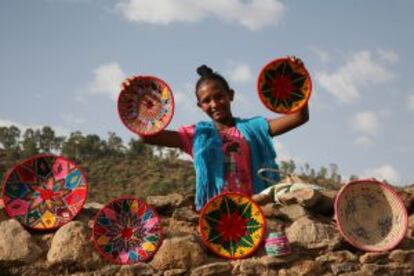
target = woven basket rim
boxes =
[117,75,175,136]
[91,196,163,265]
[256,56,312,114]
[1,154,89,230]
[198,192,266,260]
[334,179,408,252]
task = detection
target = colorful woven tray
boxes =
[2,154,88,230]
[335,179,408,252]
[257,57,312,114]
[118,76,174,136]
[199,192,266,259]
[92,197,162,264]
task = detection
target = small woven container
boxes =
[335,179,408,252]
[265,231,291,256]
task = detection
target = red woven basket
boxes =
[2,154,88,230]
[117,75,174,136]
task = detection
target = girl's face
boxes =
[196,80,234,123]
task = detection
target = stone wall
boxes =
[1,188,414,276]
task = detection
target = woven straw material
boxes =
[118,76,174,136]
[199,192,266,259]
[92,197,162,265]
[257,57,312,114]
[335,180,408,252]
[265,232,291,256]
[2,154,88,230]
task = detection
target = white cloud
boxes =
[88,63,126,100]
[116,0,286,31]
[376,49,399,63]
[350,111,381,136]
[361,164,400,184]
[354,136,373,147]
[310,46,331,64]
[316,50,395,103]
[407,94,414,110]
[227,63,253,83]
[174,84,198,113]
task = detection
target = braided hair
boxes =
[195,65,232,98]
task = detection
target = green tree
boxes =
[128,138,153,158]
[107,132,125,156]
[0,125,21,150]
[83,134,107,159]
[62,131,84,160]
[21,128,39,156]
[317,166,328,179]
[280,160,296,175]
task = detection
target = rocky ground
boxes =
[1,185,414,276]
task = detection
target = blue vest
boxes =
[193,116,280,210]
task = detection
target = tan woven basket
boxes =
[334,179,408,252]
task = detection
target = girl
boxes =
[127,60,309,210]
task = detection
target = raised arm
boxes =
[268,104,309,137]
[140,130,183,148]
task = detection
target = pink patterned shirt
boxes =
[178,125,253,195]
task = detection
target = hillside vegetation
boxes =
[0,125,349,203]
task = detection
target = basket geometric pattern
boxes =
[335,180,408,252]
[118,76,174,136]
[199,192,265,259]
[92,197,162,264]
[2,154,88,230]
[257,57,312,114]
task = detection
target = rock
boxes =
[316,250,358,263]
[0,199,9,223]
[260,254,299,268]
[0,219,43,264]
[278,188,321,208]
[261,203,279,218]
[251,193,273,206]
[359,252,389,264]
[408,215,414,238]
[150,235,206,271]
[313,190,337,216]
[286,216,341,250]
[389,249,414,263]
[277,204,309,221]
[118,263,155,276]
[330,262,359,275]
[75,202,104,227]
[163,218,198,238]
[232,258,267,275]
[261,203,308,221]
[147,193,185,215]
[164,268,188,276]
[191,262,232,276]
[278,260,324,276]
[47,221,102,268]
[361,263,414,275]
[172,206,199,223]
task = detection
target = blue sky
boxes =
[1,0,414,185]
